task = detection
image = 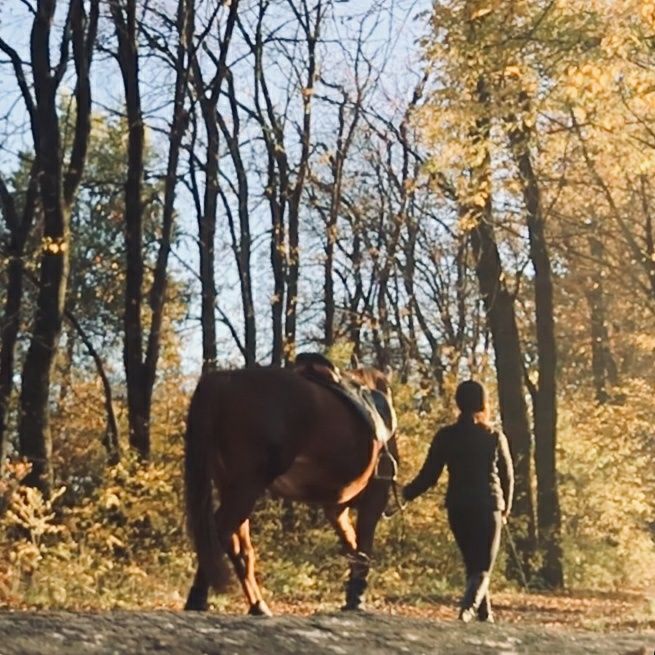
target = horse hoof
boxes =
[249,600,273,617]
[184,587,208,611]
[340,603,366,612]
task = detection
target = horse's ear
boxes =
[350,352,360,369]
[384,365,393,382]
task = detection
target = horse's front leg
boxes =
[324,504,358,554]
[344,438,400,610]
[343,471,394,611]
[323,504,369,610]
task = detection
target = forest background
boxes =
[0,0,654,626]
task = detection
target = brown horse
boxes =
[183,364,398,615]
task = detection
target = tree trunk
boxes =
[348,227,364,358]
[511,112,563,588]
[0,255,24,471]
[218,68,255,366]
[321,87,361,349]
[283,4,319,366]
[197,119,219,373]
[19,0,96,494]
[324,226,336,348]
[586,228,617,402]
[470,219,537,559]
[246,2,286,366]
[63,306,120,463]
[0,168,38,474]
[111,0,148,458]
[144,0,194,400]
[190,0,239,372]
[270,200,286,367]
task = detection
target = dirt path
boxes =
[0,610,652,655]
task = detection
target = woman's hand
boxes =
[383,486,407,518]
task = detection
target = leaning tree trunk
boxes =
[467,79,536,574]
[470,218,537,561]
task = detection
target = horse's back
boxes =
[190,367,320,428]
[187,367,378,502]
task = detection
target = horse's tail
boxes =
[184,385,232,591]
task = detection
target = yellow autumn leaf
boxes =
[471,6,492,20]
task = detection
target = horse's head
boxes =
[347,365,397,437]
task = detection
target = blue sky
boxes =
[0,0,432,375]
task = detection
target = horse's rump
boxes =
[185,367,382,504]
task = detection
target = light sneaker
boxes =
[458,608,476,623]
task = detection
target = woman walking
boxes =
[400,380,514,622]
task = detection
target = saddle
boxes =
[293,353,395,444]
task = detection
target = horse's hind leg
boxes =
[185,567,209,611]
[215,486,272,616]
[229,520,270,616]
[185,516,234,611]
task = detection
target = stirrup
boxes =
[374,447,398,481]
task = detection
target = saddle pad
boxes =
[293,353,394,444]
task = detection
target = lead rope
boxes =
[389,476,407,515]
[503,522,530,591]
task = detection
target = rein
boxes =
[376,443,407,520]
[388,476,407,517]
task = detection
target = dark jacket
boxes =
[403,419,514,513]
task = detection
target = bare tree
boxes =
[110,0,199,457]
[217,68,257,366]
[0,164,39,473]
[188,0,240,371]
[0,0,99,495]
[237,0,323,365]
